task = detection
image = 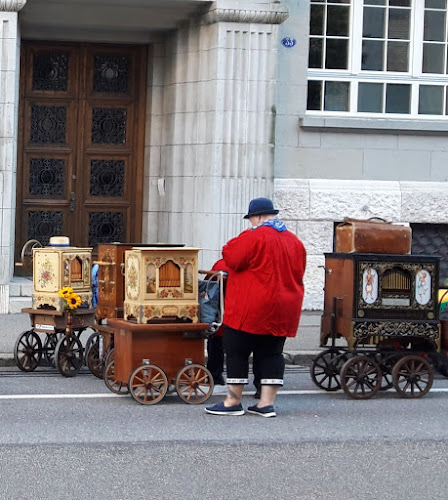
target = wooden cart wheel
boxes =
[310,349,348,392]
[377,353,401,391]
[43,333,62,367]
[85,331,105,379]
[14,330,43,372]
[175,364,214,404]
[392,354,434,398]
[128,364,168,405]
[104,361,129,394]
[86,338,105,379]
[84,331,100,360]
[54,334,84,377]
[340,355,382,399]
[104,348,115,367]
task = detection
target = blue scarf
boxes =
[255,219,287,232]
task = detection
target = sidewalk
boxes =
[0,310,324,367]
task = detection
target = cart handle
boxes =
[201,270,227,333]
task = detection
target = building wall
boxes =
[274,0,448,310]
[0,6,22,313]
[142,3,288,272]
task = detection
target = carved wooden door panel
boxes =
[16,42,146,269]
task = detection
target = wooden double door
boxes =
[15,42,147,267]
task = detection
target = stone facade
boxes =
[142,1,288,269]
[0,0,25,312]
[2,0,448,313]
[273,0,448,310]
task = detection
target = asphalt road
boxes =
[1,367,448,499]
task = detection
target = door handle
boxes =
[70,192,75,212]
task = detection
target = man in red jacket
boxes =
[205,197,306,417]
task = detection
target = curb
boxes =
[283,351,321,366]
[0,354,16,367]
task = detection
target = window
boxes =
[307,0,448,116]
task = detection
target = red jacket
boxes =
[222,225,306,337]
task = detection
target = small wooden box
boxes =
[335,218,412,254]
[32,245,93,310]
[124,246,200,324]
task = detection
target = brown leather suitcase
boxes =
[335,218,412,254]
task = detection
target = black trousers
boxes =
[223,326,286,385]
[206,336,225,385]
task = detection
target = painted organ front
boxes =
[32,245,93,310]
[124,247,200,324]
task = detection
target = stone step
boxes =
[9,296,32,314]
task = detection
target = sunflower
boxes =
[58,286,74,299]
[66,293,82,310]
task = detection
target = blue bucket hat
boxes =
[243,197,279,219]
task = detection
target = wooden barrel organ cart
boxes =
[83,242,138,379]
[99,245,221,405]
[310,219,448,399]
[14,240,96,377]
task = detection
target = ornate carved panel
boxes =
[29,158,65,197]
[32,52,68,91]
[90,160,124,196]
[28,211,63,246]
[93,55,130,94]
[30,105,66,144]
[88,212,125,247]
[91,108,127,145]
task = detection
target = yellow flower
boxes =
[58,287,74,299]
[66,293,82,310]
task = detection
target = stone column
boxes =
[0,0,26,312]
[143,0,288,268]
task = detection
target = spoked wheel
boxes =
[175,364,214,404]
[340,355,382,399]
[84,331,100,360]
[54,334,84,377]
[310,349,349,392]
[86,340,105,379]
[377,353,401,391]
[85,332,104,379]
[104,361,129,394]
[392,355,434,398]
[14,330,42,372]
[128,364,168,405]
[43,333,62,367]
[104,348,115,367]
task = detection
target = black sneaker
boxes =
[247,404,276,418]
[205,401,244,416]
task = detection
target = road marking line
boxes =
[1,387,448,400]
[0,393,127,400]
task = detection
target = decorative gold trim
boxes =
[353,321,440,341]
